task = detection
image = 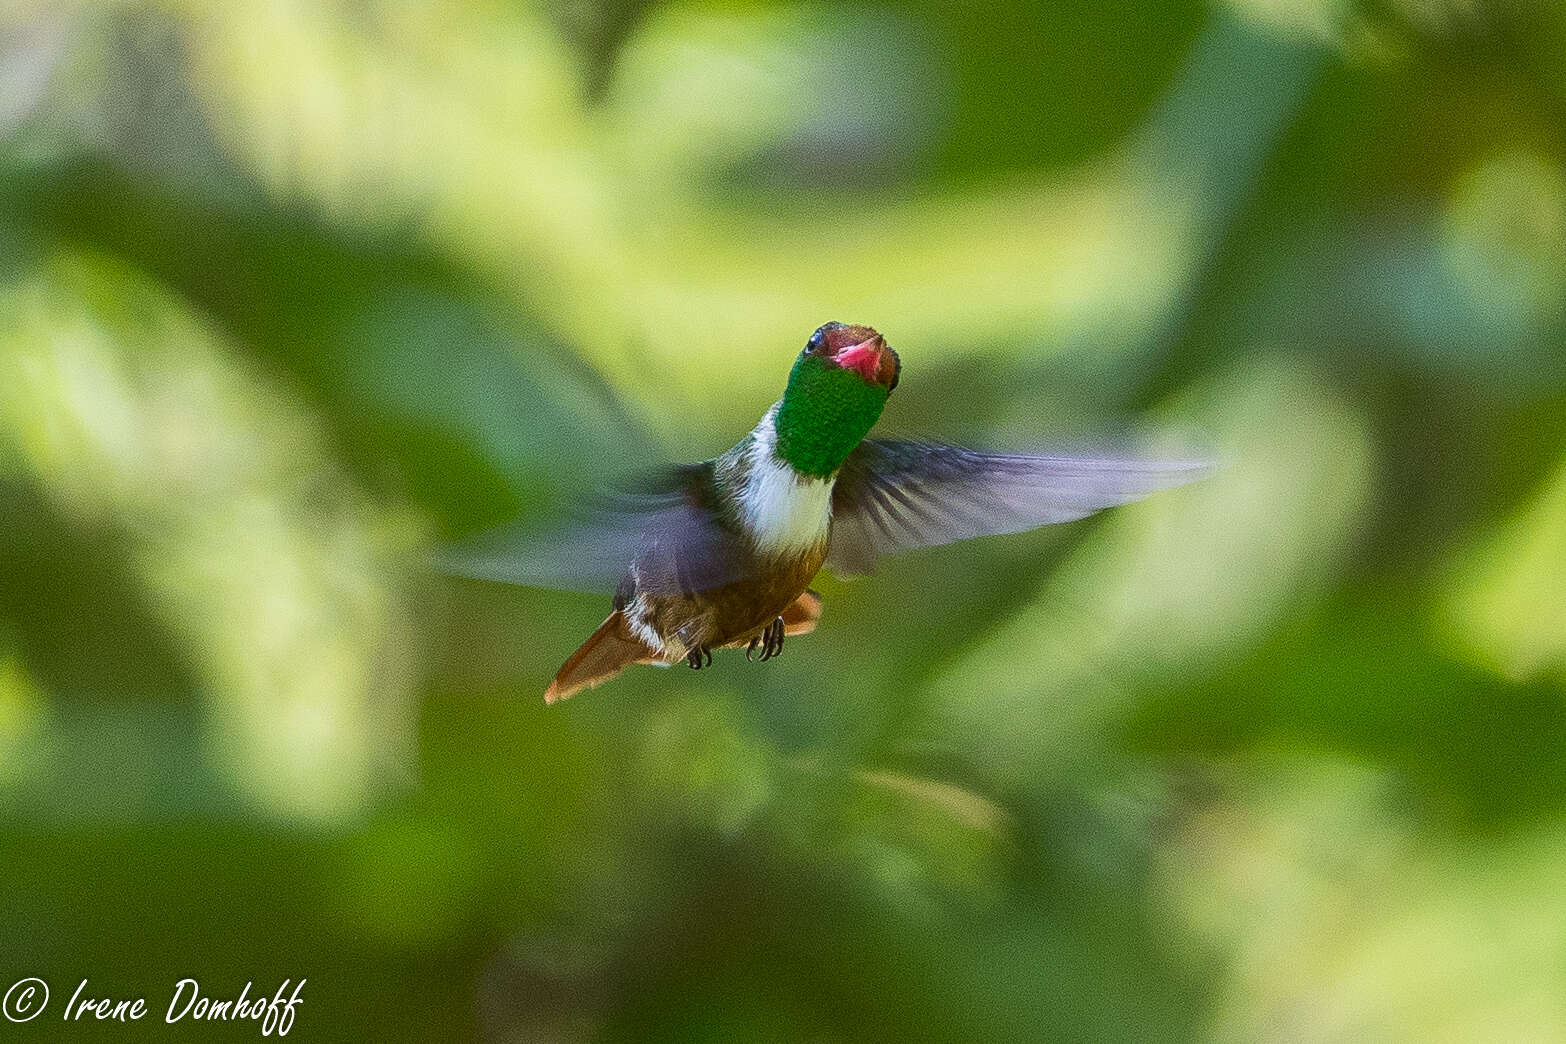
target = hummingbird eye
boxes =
[805,329,826,354]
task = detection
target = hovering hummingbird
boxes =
[454,322,1208,702]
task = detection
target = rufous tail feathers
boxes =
[544,611,659,704]
[544,591,825,704]
[781,589,822,636]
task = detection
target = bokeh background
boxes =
[3,0,1566,1039]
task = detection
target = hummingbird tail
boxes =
[544,610,659,704]
[781,589,823,636]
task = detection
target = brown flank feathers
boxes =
[544,590,823,704]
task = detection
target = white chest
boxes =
[740,456,834,555]
[737,411,834,555]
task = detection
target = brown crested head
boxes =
[803,322,900,391]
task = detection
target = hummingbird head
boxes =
[773,322,900,478]
[802,322,901,391]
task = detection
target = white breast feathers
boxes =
[739,410,834,555]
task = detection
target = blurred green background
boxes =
[3,0,1566,1039]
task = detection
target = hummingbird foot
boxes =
[685,645,712,669]
[745,635,761,661]
[758,616,785,661]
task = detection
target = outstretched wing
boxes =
[827,439,1211,575]
[439,464,748,596]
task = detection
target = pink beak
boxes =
[834,335,886,383]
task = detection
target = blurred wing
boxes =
[827,439,1212,575]
[438,464,746,596]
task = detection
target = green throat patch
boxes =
[773,355,889,478]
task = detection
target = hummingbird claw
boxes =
[745,636,760,661]
[758,616,785,661]
[686,645,712,670]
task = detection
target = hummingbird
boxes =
[453,322,1208,702]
